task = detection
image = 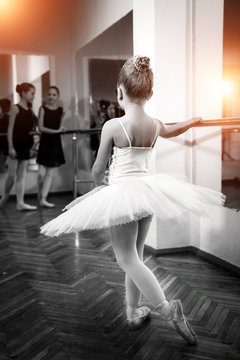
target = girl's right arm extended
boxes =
[157,117,202,138]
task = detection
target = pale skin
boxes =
[0,88,37,210]
[92,84,202,313]
[38,88,65,208]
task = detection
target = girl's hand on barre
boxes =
[190,117,203,126]
[58,126,66,133]
[9,147,17,159]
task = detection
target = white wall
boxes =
[14,54,50,113]
[71,0,133,51]
[189,1,240,268]
[28,55,49,82]
[133,0,240,268]
[0,54,12,98]
[195,206,240,268]
[133,0,193,249]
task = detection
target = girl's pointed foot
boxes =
[127,306,151,331]
[169,299,197,345]
[156,299,197,345]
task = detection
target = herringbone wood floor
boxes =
[0,195,240,360]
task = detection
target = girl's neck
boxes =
[46,103,58,109]
[124,102,146,118]
[19,99,28,109]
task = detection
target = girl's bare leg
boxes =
[39,166,55,207]
[38,165,46,201]
[16,160,36,210]
[0,158,16,207]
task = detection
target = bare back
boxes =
[113,115,159,149]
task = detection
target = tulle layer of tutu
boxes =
[40,173,226,237]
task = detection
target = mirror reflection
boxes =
[222,0,240,210]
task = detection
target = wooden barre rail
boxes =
[1,118,240,198]
[1,118,240,137]
[57,118,240,198]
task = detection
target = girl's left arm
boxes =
[92,121,113,186]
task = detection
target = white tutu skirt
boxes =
[40,173,226,237]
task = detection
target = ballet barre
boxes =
[2,118,240,199]
[60,119,240,198]
[166,118,240,126]
[68,118,240,198]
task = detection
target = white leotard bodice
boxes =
[108,118,159,184]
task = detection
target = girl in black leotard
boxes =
[37,86,65,208]
[0,83,37,210]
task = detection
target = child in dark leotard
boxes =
[37,86,65,208]
[0,83,37,210]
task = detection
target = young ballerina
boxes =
[0,83,37,210]
[37,86,65,208]
[40,56,226,344]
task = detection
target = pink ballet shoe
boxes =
[156,299,197,345]
[127,306,151,331]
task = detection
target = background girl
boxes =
[37,86,65,208]
[0,83,37,210]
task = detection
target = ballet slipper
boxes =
[127,306,151,331]
[16,203,37,211]
[39,199,55,208]
[156,299,197,345]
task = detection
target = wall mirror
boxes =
[222,0,240,211]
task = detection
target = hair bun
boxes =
[134,56,150,72]
[16,84,22,94]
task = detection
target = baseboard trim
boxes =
[145,245,240,278]
[7,190,75,200]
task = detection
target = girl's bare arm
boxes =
[59,107,65,128]
[92,121,113,186]
[157,117,202,138]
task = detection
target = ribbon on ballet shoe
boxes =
[155,300,172,321]
[127,306,151,331]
